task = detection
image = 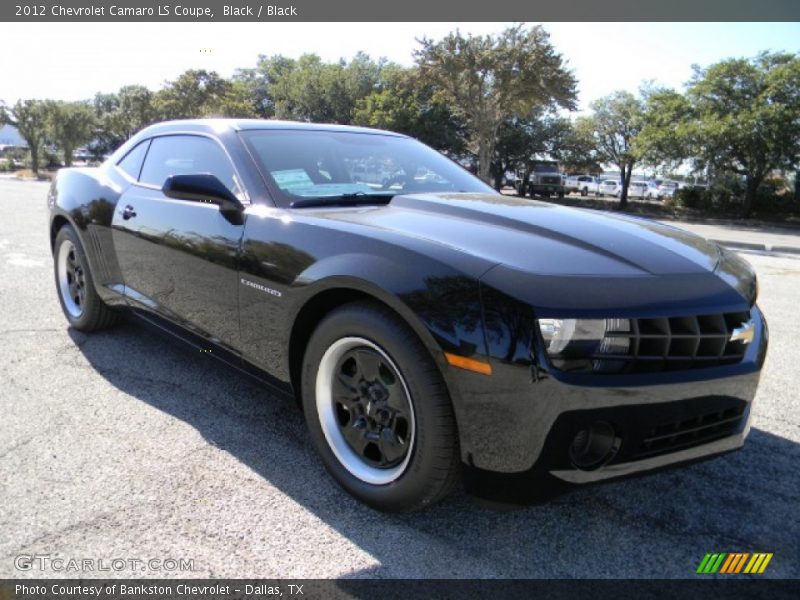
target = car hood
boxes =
[319,192,723,277]
[305,192,757,312]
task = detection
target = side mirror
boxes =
[162,174,243,214]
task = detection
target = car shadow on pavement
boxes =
[69,323,800,579]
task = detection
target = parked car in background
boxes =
[565,175,600,196]
[658,181,680,199]
[520,161,565,198]
[627,181,649,199]
[644,181,662,199]
[598,179,620,197]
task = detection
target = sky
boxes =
[1,22,798,113]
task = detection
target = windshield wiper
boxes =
[290,192,393,209]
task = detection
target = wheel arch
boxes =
[50,213,72,252]
[287,281,449,406]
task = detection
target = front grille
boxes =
[634,403,746,459]
[594,311,751,373]
[539,176,561,185]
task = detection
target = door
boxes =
[111,134,247,352]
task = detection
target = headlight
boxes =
[537,318,631,372]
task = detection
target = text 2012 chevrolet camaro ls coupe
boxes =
[49,119,767,511]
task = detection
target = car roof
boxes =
[135,118,407,138]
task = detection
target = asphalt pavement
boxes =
[1,179,798,578]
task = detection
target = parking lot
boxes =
[1,179,798,578]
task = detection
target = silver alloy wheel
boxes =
[57,239,85,318]
[316,337,416,485]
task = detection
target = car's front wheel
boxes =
[301,301,460,511]
[54,224,118,331]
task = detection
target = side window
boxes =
[116,140,150,180]
[139,135,245,201]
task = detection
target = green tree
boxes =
[353,65,466,154]
[685,52,800,216]
[490,113,573,192]
[154,69,253,120]
[235,54,296,118]
[637,87,693,174]
[93,85,157,156]
[45,101,96,167]
[1,99,49,175]
[414,24,577,182]
[583,91,646,208]
[554,118,603,175]
[259,53,383,124]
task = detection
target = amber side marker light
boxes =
[444,352,493,375]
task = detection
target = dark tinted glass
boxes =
[241,130,492,206]
[116,140,149,180]
[139,135,243,199]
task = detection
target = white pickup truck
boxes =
[564,175,601,196]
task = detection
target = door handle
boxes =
[122,205,137,220]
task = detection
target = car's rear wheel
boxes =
[54,224,118,331]
[301,301,460,511]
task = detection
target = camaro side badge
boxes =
[730,319,755,344]
[240,278,282,297]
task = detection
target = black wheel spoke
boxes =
[378,428,407,465]
[334,371,359,396]
[341,417,370,456]
[385,384,409,415]
[354,349,381,381]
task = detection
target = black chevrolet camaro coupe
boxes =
[48,119,767,511]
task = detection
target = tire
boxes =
[54,224,119,331]
[580,188,588,197]
[301,301,460,511]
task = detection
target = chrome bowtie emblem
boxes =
[730,319,755,344]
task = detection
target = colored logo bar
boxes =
[696,553,773,574]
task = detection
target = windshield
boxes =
[240,129,492,207]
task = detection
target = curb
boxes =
[711,239,800,255]
[771,245,800,255]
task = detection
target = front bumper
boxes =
[454,305,767,504]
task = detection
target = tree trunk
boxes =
[493,173,503,191]
[30,146,39,176]
[518,168,531,197]
[63,146,73,168]
[490,162,504,191]
[618,164,630,209]
[743,174,758,218]
[477,137,493,184]
[794,170,800,204]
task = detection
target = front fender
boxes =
[48,167,126,304]
[291,260,490,468]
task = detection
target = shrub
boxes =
[675,187,714,210]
